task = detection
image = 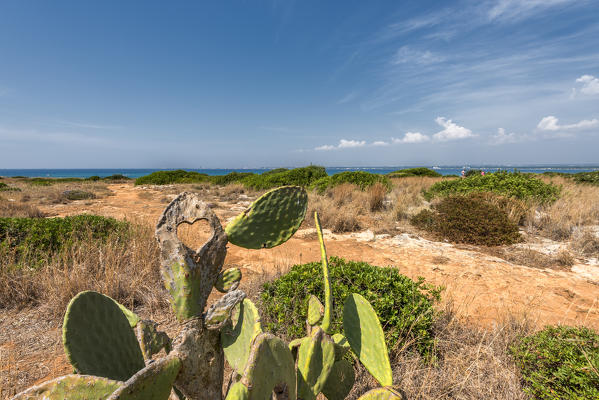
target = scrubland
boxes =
[1,169,599,399]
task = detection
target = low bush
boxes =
[388,168,441,178]
[134,170,210,185]
[464,169,483,177]
[424,171,560,203]
[101,174,131,181]
[260,256,441,357]
[242,165,327,189]
[63,190,96,200]
[510,325,599,400]
[209,171,256,186]
[261,168,288,175]
[411,193,522,246]
[0,182,20,192]
[0,215,129,267]
[573,171,599,186]
[311,171,391,193]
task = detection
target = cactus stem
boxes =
[314,212,332,334]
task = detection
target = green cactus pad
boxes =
[107,354,181,400]
[222,299,263,373]
[343,293,392,387]
[162,258,205,321]
[242,333,296,400]
[136,320,171,360]
[62,291,145,382]
[288,337,307,360]
[115,302,140,328]
[225,186,308,249]
[307,295,324,326]
[215,267,242,293]
[296,326,336,400]
[225,382,250,400]
[322,359,355,400]
[11,374,122,400]
[331,333,350,361]
[356,387,405,400]
[314,212,333,333]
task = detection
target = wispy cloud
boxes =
[537,115,599,131]
[315,139,367,151]
[575,74,599,95]
[56,120,122,130]
[391,46,445,65]
[392,132,430,144]
[372,140,390,146]
[432,117,476,141]
[337,91,358,104]
[490,127,528,144]
[487,0,582,22]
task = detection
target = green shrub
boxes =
[0,182,20,192]
[242,166,327,190]
[87,175,101,181]
[63,190,96,200]
[311,171,391,193]
[0,215,129,267]
[262,168,288,176]
[260,256,441,357]
[26,177,86,186]
[411,193,522,246]
[510,325,599,400]
[388,168,441,178]
[134,170,210,185]
[424,171,560,203]
[464,169,482,177]
[101,174,131,181]
[573,171,599,186]
[209,172,256,186]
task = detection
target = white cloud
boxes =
[392,132,430,144]
[432,117,476,141]
[537,115,599,131]
[372,141,390,146]
[315,139,366,151]
[392,46,445,65]
[488,0,577,22]
[575,75,599,95]
[338,91,358,104]
[491,128,524,144]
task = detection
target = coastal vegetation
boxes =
[387,167,441,178]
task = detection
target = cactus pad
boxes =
[225,382,250,400]
[115,302,140,328]
[343,293,392,387]
[322,359,355,400]
[314,212,333,333]
[225,186,308,249]
[356,387,405,400]
[62,291,145,382]
[331,333,350,361]
[222,299,263,373]
[296,326,336,400]
[11,374,122,400]
[107,354,181,400]
[307,295,324,326]
[215,267,242,293]
[136,320,171,360]
[205,289,246,330]
[242,333,296,400]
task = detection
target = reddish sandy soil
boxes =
[2,183,598,397]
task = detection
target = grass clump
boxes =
[135,169,210,185]
[0,215,129,267]
[63,190,96,200]
[0,182,20,192]
[573,171,599,186]
[388,168,441,178]
[261,256,441,357]
[510,325,599,400]
[424,171,560,203]
[311,171,391,193]
[411,193,522,246]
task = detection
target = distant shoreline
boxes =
[1,165,598,179]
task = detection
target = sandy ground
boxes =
[2,183,599,397]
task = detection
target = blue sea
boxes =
[0,166,598,179]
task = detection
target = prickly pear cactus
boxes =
[215,267,242,293]
[307,295,324,326]
[343,293,393,387]
[331,333,350,361]
[224,382,249,400]
[204,289,246,330]
[225,186,308,249]
[221,299,263,373]
[314,212,333,333]
[296,326,336,400]
[356,387,406,400]
[136,320,172,360]
[62,291,145,382]
[107,354,182,400]
[321,359,355,400]
[11,375,122,400]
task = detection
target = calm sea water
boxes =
[0,166,598,179]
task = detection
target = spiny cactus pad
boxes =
[225,186,308,249]
[107,354,182,400]
[136,320,171,360]
[205,289,246,330]
[11,374,122,400]
[115,302,140,328]
[62,291,145,382]
[241,333,296,400]
[296,326,336,400]
[215,267,242,293]
[343,293,392,387]
[307,295,324,326]
[222,299,263,373]
[331,333,350,361]
[224,382,249,400]
[321,359,355,400]
[356,387,405,400]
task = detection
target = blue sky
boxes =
[1,0,598,168]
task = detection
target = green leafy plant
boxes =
[573,171,599,186]
[411,193,522,246]
[241,166,327,190]
[261,256,441,358]
[311,171,391,193]
[0,182,20,192]
[387,168,441,178]
[510,325,599,400]
[134,169,211,185]
[424,171,560,203]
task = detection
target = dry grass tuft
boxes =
[0,197,46,218]
[306,190,362,233]
[571,229,599,258]
[555,249,575,267]
[367,183,387,212]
